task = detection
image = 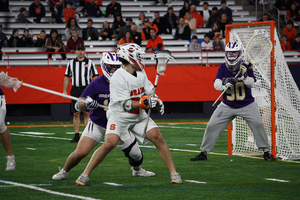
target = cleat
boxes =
[52,167,68,180]
[131,167,155,177]
[264,152,276,161]
[70,135,80,143]
[76,174,89,186]
[171,172,182,184]
[6,156,15,171]
[190,152,207,161]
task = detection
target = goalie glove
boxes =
[84,96,100,110]
[224,77,236,89]
[139,96,158,109]
[156,99,164,115]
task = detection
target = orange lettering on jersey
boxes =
[110,124,116,130]
[130,87,145,97]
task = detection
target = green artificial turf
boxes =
[1,119,299,200]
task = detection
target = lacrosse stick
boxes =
[143,49,175,135]
[0,72,108,109]
[212,30,273,107]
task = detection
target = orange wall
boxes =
[2,65,220,104]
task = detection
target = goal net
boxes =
[225,21,300,160]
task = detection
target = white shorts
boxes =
[82,119,137,149]
[0,95,7,133]
[106,112,158,145]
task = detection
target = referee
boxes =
[63,44,99,143]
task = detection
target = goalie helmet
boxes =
[100,52,122,80]
[225,41,243,71]
[117,43,146,70]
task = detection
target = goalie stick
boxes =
[0,72,108,109]
[143,50,175,135]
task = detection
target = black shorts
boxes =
[70,86,87,113]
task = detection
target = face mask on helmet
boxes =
[100,52,122,80]
[117,43,146,70]
[225,41,243,71]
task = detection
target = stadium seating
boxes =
[0,0,299,66]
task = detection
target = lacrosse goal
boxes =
[225,21,300,160]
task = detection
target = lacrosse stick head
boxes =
[154,49,175,74]
[0,72,21,92]
[117,43,146,71]
[100,52,122,80]
[225,41,243,71]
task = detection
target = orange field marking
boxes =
[7,121,208,128]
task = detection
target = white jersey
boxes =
[108,67,154,120]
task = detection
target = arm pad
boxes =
[121,100,133,112]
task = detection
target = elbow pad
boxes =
[121,100,133,112]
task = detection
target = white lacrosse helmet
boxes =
[100,52,122,80]
[117,43,146,70]
[225,41,243,71]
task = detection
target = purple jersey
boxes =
[215,63,255,108]
[80,76,109,128]
[0,87,3,94]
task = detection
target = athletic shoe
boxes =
[70,135,80,143]
[264,152,276,161]
[6,155,15,171]
[131,167,155,177]
[171,172,182,184]
[76,174,89,186]
[190,152,207,161]
[52,167,68,180]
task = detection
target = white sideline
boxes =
[0,180,101,200]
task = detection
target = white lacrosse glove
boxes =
[139,96,158,109]
[224,77,236,89]
[84,96,100,110]
[156,99,164,115]
[240,65,247,76]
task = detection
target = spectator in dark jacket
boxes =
[99,21,116,40]
[130,23,141,45]
[152,11,172,35]
[49,6,63,24]
[28,0,46,23]
[291,34,300,50]
[49,0,63,17]
[200,1,212,24]
[81,0,103,17]
[21,29,35,47]
[274,0,291,10]
[118,17,133,39]
[66,29,84,52]
[218,0,233,22]
[105,0,122,18]
[179,0,190,19]
[82,18,101,41]
[8,29,23,47]
[35,29,47,47]
[163,6,179,29]
[175,18,191,40]
[206,7,219,28]
[17,8,35,23]
[0,0,9,12]
[112,14,125,36]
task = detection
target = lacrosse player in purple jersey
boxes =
[52,52,155,180]
[0,87,16,171]
[190,41,276,162]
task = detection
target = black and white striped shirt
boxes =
[65,57,99,87]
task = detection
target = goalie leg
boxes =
[119,135,155,177]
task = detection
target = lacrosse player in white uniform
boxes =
[0,87,15,171]
[52,52,154,180]
[76,43,182,185]
[190,41,276,162]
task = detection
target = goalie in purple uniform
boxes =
[190,41,276,162]
[52,52,155,180]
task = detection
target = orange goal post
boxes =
[225,21,300,160]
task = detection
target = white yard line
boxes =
[185,180,207,184]
[265,178,290,182]
[0,180,101,200]
[10,133,70,141]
